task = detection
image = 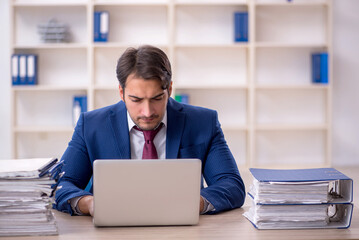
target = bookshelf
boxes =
[9,0,332,168]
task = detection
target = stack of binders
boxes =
[0,158,63,237]
[11,54,38,85]
[243,168,353,229]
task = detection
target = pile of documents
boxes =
[243,168,353,229]
[0,158,62,237]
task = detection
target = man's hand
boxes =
[78,195,94,216]
[200,196,204,213]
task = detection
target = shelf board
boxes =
[174,43,248,49]
[255,124,328,131]
[222,125,248,131]
[255,42,328,48]
[14,126,74,133]
[14,43,88,50]
[94,85,119,90]
[174,1,248,6]
[93,42,169,49]
[255,84,329,90]
[175,85,248,90]
[94,1,168,6]
[13,1,87,7]
[12,85,88,92]
[255,2,328,7]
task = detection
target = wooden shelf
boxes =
[14,126,74,133]
[10,0,332,167]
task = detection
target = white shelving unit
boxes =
[9,0,332,168]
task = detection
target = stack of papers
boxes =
[0,158,61,237]
[243,168,353,229]
[248,179,331,204]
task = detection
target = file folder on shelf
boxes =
[243,168,353,229]
[26,54,38,85]
[11,54,38,85]
[19,55,27,85]
[94,11,109,42]
[72,95,88,126]
[312,52,328,84]
[234,12,248,42]
[11,55,20,85]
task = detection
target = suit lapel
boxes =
[109,101,131,159]
[166,98,185,159]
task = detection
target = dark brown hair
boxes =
[116,45,172,90]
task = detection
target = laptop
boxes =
[93,159,202,227]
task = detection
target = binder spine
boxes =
[72,96,88,126]
[174,94,189,104]
[26,55,38,85]
[94,12,100,42]
[234,12,248,42]
[11,55,19,85]
[312,52,328,84]
[19,55,27,85]
[94,11,109,42]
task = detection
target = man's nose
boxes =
[141,100,153,117]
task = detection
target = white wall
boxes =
[0,0,11,159]
[0,0,359,166]
[332,0,359,166]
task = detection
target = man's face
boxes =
[120,73,172,131]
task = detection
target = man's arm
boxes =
[53,114,93,215]
[200,111,246,214]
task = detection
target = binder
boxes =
[11,55,20,85]
[19,55,27,85]
[312,52,328,84]
[26,55,38,85]
[174,94,189,104]
[234,12,248,42]
[72,95,88,126]
[243,168,354,229]
[94,11,109,42]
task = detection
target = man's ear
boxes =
[168,81,173,97]
[119,85,125,102]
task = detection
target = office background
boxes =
[0,0,358,166]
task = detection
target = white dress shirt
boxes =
[127,111,167,159]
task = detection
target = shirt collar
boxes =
[127,110,167,132]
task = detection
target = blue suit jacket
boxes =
[54,98,245,214]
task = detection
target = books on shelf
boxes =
[174,94,189,104]
[11,54,38,86]
[312,52,328,84]
[73,95,88,127]
[0,158,63,237]
[94,11,109,42]
[243,168,353,230]
[234,12,248,42]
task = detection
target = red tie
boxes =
[134,123,163,159]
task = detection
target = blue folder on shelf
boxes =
[312,52,328,84]
[11,54,20,85]
[244,168,353,229]
[94,11,109,42]
[11,54,38,86]
[26,54,38,85]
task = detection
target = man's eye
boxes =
[153,96,163,101]
[131,99,141,102]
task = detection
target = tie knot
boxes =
[134,123,163,143]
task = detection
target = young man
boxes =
[54,45,245,216]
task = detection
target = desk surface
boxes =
[4,207,359,240]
